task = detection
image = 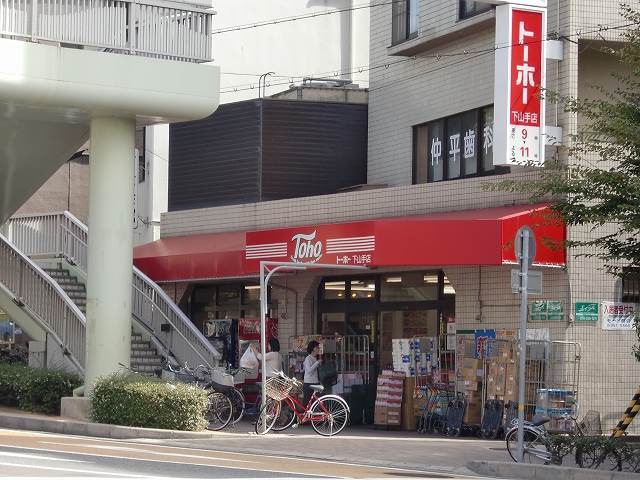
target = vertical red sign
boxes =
[509,9,543,127]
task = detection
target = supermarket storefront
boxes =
[134,203,567,426]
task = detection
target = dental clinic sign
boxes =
[493,2,547,166]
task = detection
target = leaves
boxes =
[0,363,81,414]
[90,373,209,431]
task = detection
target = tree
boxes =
[486,6,640,360]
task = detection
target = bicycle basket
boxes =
[265,376,293,400]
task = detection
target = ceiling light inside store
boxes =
[385,277,402,283]
[443,285,456,294]
[244,285,260,290]
[423,275,438,283]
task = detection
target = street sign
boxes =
[511,269,542,294]
[575,302,599,323]
[515,226,536,267]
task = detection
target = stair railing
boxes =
[0,233,85,373]
[4,211,220,368]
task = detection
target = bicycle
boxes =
[505,411,621,470]
[163,362,234,431]
[255,371,350,436]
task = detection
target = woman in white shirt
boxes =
[251,338,281,378]
[303,340,321,406]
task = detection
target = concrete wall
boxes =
[15,156,89,224]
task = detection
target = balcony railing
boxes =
[0,0,213,62]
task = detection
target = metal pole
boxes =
[517,228,530,462]
[260,261,267,410]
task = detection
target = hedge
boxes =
[0,362,81,414]
[90,373,209,431]
[545,434,640,473]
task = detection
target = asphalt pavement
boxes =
[0,427,490,479]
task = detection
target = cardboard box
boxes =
[463,380,480,391]
[462,358,483,370]
[460,367,482,381]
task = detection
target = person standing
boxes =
[303,340,321,406]
[251,338,282,378]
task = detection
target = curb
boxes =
[0,412,217,440]
[467,460,639,480]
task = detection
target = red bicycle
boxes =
[255,371,350,436]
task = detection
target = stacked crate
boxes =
[374,370,404,426]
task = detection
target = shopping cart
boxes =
[417,383,455,434]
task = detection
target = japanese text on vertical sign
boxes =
[510,10,543,127]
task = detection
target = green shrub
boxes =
[90,373,209,431]
[0,362,81,414]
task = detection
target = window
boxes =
[622,268,640,303]
[413,105,508,184]
[380,273,439,302]
[459,0,492,20]
[322,280,347,300]
[135,128,146,183]
[392,0,419,45]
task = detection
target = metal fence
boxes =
[0,0,213,62]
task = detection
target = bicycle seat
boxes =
[532,415,551,427]
[310,384,324,393]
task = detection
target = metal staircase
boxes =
[1,211,220,376]
[43,263,165,375]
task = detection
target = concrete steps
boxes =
[42,265,164,376]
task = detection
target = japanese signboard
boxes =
[493,4,546,166]
[245,223,376,269]
[601,302,638,330]
[574,302,599,323]
[530,300,563,321]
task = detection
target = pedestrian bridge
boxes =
[0,0,220,388]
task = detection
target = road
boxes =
[0,428,490,479]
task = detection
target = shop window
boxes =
[622,268,640,303]
[459,0,492,20]
[414,105,508,184]
[216,285,240,307]
[380,272,438,302]
[241,285,261,304]
[350,280,376,300]
[392,0,419,45]
[321,312,346,335]
[443,275,456,296]
[322,280,347,300]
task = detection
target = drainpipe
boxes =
[272,282,298,337]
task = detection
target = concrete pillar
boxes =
[85,116,135,391]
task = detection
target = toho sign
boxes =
[575,302,599,323]
[493,4,546,166]
[245,224,376,268]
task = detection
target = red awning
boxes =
[134,204,565,282]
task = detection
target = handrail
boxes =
[4,211,220,369]
[0,233,85,373]
[0,0,213,63]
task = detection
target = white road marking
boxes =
[0,444,340,478]
[0,451,88,463]
[39,441,258,463]
[0,461,153,477]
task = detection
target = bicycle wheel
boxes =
[576,445,622,471]
[205,391,233,431]
[228,388,246,424]
[255,398,281,435]
[310,396,349,436]
[271,401,296,432]
[505,427,551,464]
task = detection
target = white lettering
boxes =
[291,231,323,263]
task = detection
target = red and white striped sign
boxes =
[245,224,376,268]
